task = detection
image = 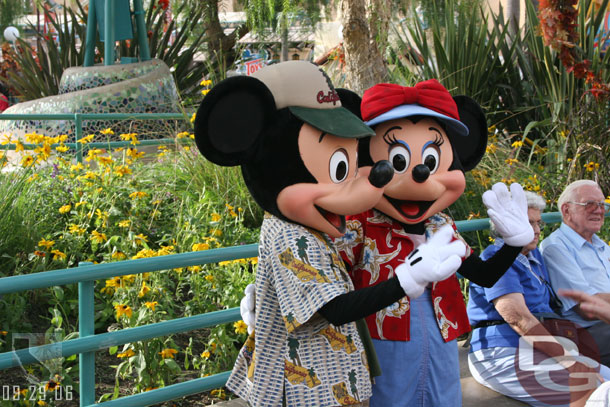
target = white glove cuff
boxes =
[503,228,534,247]
[395,263,426,299]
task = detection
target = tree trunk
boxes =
[202,0,249,70]
[340,0,389,95]
[280,13,289,61]
[505,0,520,39]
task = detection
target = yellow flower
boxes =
[210,229,222,237]
[158,348,178,359]
[117,349,135,358]
[234,320,248,335]
[37,400,48,406]
[511,140,524,148]
[157,245,175,256]
[44,379,60,391]
[211,213,221,222]
[192,243,210,251]
[14,139,24,152]
[0,330,7,335]
[201,89,210,96]
[126,147,145,160]
[129,191,149,199]
[38,239,55,249]
[51,250,67,261]
[100,128,115,135]
[188,265,202,273]
[90,230,107,244]
[114,304,132,319]
[135,234,148,245]
[248,257,258,265]
[485,144,497,154]
[70,162,84,172]
[583,161,599,172]
[112,251,126,260]
[176,131,192,139]
[56,144,69,153]
[105,277,122,288]
[205,274,214,282]
[0,134,12,144]
[34,250,46,258]
[59,204,71,214]
[200,79,212,87]
[190,112,196,123]
[138,281,151,298]
[505,158,518,166]
[210,388,226,400]
[24,131,44,144]
[201,350,211,359]
[21,154,35,167]
[144,301,158,311]
[114,165,132,177]
[77,134,95,144]
[116,220,130,228]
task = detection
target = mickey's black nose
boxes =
[412,164,430,183]
[368,160,394,188]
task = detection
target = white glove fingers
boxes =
[436,240,467,260]
[482,190,501,211]
[437,255,463,280]
[509,183,527,211]
[244,283,255,295]
[491,182,511,202]
[427,225,455,246]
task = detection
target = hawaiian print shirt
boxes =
[335,209,471,342]
[227,214,372,406]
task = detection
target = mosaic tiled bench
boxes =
[0,59,184,142]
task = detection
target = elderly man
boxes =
[540,179,610,367]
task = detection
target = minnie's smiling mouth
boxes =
[384,195,435,221]
[315,206,346,234]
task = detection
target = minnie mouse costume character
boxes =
[194,63,467,407]
[334,80,535,406]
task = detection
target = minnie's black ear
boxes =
[336,88,363,119]
[453,95,488,172]
[194,75,276,166]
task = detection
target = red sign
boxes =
[245,58,264,76]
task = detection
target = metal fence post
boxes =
[75,114,83,164]
[78,262,95,407]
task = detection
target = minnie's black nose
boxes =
[368,160,394,188]
[412,164,430,183]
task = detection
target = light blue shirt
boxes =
[540,222,610,327]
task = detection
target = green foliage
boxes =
[0,0,28,34]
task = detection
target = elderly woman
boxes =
[467,191,610,406]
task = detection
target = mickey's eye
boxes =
[422,145,440,174]
[329,149,349,183]
[389,144,411,173]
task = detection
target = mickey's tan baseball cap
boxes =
[251,61,374,138]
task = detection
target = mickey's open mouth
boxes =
[315,206,346,234]
[384,195,435,221]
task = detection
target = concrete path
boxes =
[207,340,525,406]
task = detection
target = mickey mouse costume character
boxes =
[194,62,468,407]
[334,80,535,406]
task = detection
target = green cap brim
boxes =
[289,106,375,138]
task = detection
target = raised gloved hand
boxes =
[239,283,255,334]
[395,225,466,299]
[482,182,534,247]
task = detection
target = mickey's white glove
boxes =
[239,284,255,334]
[395,225,466,299]
[482,182,534,247]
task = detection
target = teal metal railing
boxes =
[0,212,566,406]
[0,113,191,163]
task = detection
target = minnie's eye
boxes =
[422,145,440,174]
[389,145,411,173]
[329,149,349,183]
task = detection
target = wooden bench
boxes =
[208,340,525,406]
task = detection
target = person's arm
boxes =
[318,277,405,325]
[493,292,541,336]
[458,244,522,287]
[558,289,610,324]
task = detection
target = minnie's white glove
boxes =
[482,182,534,247]
[395,225,466,299]
[239,283,255,334]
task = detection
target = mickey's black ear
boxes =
[336,88,363,119]
[453,95,488,172]
[194,75,276,166]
